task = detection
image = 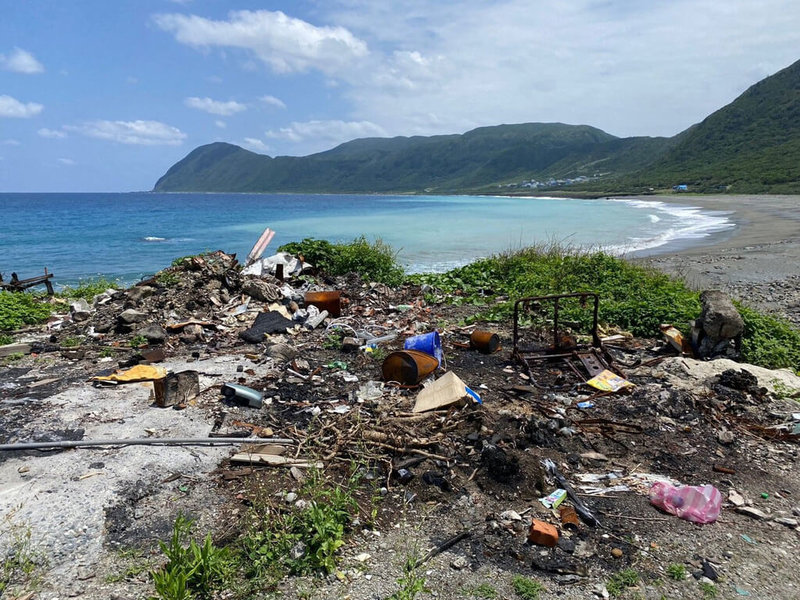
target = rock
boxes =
[266,343,298,363]
[450,556,468,570]
[736,506,770,520]
[126,286,154,304]
[694,290,744,358]
[728,489,746,507]
[341,336,361,353]
[557,537,576,554]
[611,547,623,558]
[180,323,204,343]
[774,517,799,527]
[118,309,147,325]
[70,299,92,322]
[242,279,282,303]
[717,429,735,445]
[135,324,166,344]
[500,510,522,521]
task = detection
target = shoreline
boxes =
[626,194,800,323]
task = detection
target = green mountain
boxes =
[154,59,800,194]
[636,58,800,193]
[153,123,674,193]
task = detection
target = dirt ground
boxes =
[2,251,800,600]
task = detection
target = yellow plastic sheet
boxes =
[91,364,167,383]
[586,369,634,392]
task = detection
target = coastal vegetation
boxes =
[412,245,800,370]
[154,58,800,195]
[2,243,800,370]
[278,236,405,286]
[0,291,53,331]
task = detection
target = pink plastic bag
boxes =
[649,482,722,524]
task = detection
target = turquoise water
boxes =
[0,193,733,286]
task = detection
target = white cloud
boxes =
[38,127,67,139]
[215,120,226,128]
[320,0,800,138]
[260,95,286,109]
[57,158,76,166]
[1,138,20,146]
[0,47,44,74]
[0,95,43,118]
[154,10,368,75]
[65,120,186,145]
[241,138,271,153]
[266,120,387,151]
[184,96,247,116]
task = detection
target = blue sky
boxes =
[2,0,799,192]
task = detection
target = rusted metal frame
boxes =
[512,292,600,356]
[512,293,603,389]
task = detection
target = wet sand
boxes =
[630,194,800,322]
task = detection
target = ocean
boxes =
[0,193,733,287]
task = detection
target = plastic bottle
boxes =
[649,481,722,524]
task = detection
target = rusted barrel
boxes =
[382,350,439,386]
[304,291,342,317]
[470,330,500,354]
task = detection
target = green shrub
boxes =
[278,238,339,273]
[240,469,359,584]
[151,514,232,600]
[333,236,404,286]
[278,236,404,285]
[58,277,117,301]
[738,305,800,369]
[0,334,13,346]
[0,292,53,331]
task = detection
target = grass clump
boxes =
[130,335,148,348]
[58,277,117,301]
[278,236,404,285]
[607,568,640,597]
[464,582,498,598]
[0,291,53,331]
[512,575,545,599]
[0,334,13,346]
[387,549,430,600]
[699,580,717,599]
[0,513,46,596]
[151,514,232,600]
[666,563,686,581]
[61,336,83,348]
[412,244,800,369]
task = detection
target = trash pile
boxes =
[3,237,800,599]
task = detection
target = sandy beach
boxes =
[632,194,800,323]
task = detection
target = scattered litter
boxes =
[90,364,167,384]
[221,383,264,409]
[412,371,476,413]
[540,488,567,509]
[649,482,722,523]
[586,370,634,392]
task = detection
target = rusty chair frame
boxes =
[512,292,615,387]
